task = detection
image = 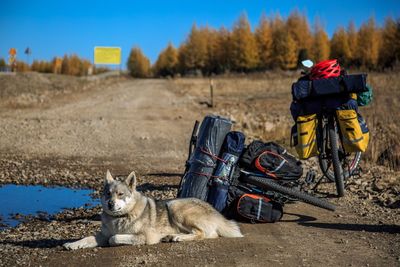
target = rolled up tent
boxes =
[178,115,232,200]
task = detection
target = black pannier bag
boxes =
[223,182,283,223]
[207,131,246,212]
[178,115,232,200]
[240,141,303,180]
[236,194,283,223]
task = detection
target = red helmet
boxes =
[309,59,341,80]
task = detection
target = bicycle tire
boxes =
[328,120,345,197]
[243,175,336,211]
[319,151,361,181]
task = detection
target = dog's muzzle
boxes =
[108,200,115,210]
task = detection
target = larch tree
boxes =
[378,17,398,69]
[270,15,298,70]
[255,14,273,69]
[213,27,232,73]
[356,17,381,69]
[127,47,151,78]
[154,42,179,77]
[330,27,351,66]
[286,10,313,64]
[347,21,358,65]
[230,13,259,72]
[311,21,330,63]
[178,24,208,73]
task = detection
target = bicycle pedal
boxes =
[305,170,316,185]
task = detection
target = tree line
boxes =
[127,11,400,77]
[0,54,109,76]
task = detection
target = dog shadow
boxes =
[0,238,70,249]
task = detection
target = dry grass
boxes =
[172,71,400,169]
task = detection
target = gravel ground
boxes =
[0,73,399,266]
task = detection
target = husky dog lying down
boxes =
[63,170,243,250]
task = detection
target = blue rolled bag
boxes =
[207,131,246,212]
[178,115,232,200]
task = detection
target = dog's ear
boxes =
[125,171,137,190]
[105,170,114,184]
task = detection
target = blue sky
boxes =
[1,0,399,66]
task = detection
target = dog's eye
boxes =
[117,192,124,197]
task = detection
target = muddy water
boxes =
[0,184,99,229]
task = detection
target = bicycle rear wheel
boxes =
[243,175,336,211]
[327,120,345,197]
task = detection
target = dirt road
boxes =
[0,76,399,266]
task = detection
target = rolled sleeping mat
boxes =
[178,115,232,200]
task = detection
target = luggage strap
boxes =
[199,147,228,164]
[254,150,287,179]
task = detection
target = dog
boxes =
[63,170,243,250]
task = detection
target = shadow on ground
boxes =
[298,222,400,234]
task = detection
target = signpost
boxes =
[24,47,31,67]
[8,48,17,72]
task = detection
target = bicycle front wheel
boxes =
[243,175,336,211]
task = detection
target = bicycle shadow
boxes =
[298,222,400,234]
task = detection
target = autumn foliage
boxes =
[150,11,400,76]
[2,10,400,77]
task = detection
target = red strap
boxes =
[199,147,227,164]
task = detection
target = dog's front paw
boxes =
[161,235,173,242]
[162,235,183,242]
[63,241,80,250]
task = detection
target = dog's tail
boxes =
[217,219,243,238]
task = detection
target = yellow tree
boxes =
[0,58,6,68]
[61,55,70,75]
[347,21,358,65]
[213,26,232,73]
[255,14,273,69]
[154,42,179,76]
[230,13,259,72]
[178,24,208,73]
[286,10,312,63]
[271,15,298,70]
[311,21,330,63]
[330,27,351,66]
[127,47,151,78]
[356,17,381,69]
[378,17,398,69]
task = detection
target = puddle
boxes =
[0,184,99,229]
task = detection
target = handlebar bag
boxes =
[336,110,369,153]
[237,194,283,223]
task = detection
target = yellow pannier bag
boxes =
[336,109,369,153]
[294,114,319,159]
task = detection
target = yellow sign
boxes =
[94,47,121,65]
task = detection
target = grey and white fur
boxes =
[63,170,243,250]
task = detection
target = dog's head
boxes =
[101,170,139,216]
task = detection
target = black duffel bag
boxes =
[292,74,368,101]
[240,141,303,180]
